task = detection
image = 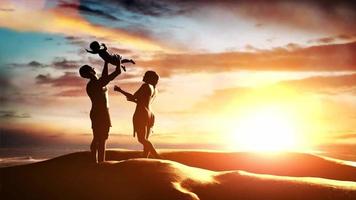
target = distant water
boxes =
[0,144,143,167]
[0,147,88,167]
[0,156,45,167]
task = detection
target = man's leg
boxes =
[90,138,97,163]
[97,139,106,163]
[97,126,109,163]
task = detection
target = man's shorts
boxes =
[92,126,109,141]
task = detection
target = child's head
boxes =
[79,65,96,79]
[89,41,101,51]
[143,71,159,87]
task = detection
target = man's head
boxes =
[143,71,159,86]
[79,65,96,79]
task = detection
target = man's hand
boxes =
[121,64,126,72]
[114,64,122,72]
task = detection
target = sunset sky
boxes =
[1,0,356,153]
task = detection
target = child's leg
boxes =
[122,58,135,64]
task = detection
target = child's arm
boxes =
[114,86,136,102]
[86,49,97,54]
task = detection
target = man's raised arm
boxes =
[99,61,121,86]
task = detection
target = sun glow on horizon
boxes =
[228,107,303,152]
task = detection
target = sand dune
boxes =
[1,150,356,200]
[102,150,356,181]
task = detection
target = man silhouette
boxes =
[79,60,121,163]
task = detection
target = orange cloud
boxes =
[278,73,356,95]
[139,41,356,76]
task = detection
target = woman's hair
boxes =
[143,71,159,87]
[89,41,100,51]
[79,65,92,79]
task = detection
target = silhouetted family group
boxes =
[80,41,160,163]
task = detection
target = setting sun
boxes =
[229,107,300,152]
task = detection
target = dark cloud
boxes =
[65,36,76,40]
[0,127,71,148]
[338,34,355,40]
[55,88,86,97]
[54,0,356,45]
[65,36,88,47]
[59,2,121,21]
[308,34,356,44]
[36,72,85,87]
[317,37,335,44]
[0,110,31,119]
[336,133,356,140]
[100,0,191,17]
[0,96,9,104]
[0,8,14,12]
[224,0,356,34]
[0,72,21,106]
[254,23,264,28]
[285,43,301,51]
[0,128,46,147]
[0,73,13,91]
[88,0,356,34]
[35,65,135,97]
[10,61,47,68]
[52,58,80,69]
[244,44,260,52]
[28,61,44,67]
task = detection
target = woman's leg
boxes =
[137,126,149,157]
[137,126,160,158]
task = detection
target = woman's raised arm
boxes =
[114,85,136,102]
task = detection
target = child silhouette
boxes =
[86,41,135,72]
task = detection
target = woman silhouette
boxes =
[114,71,160,158]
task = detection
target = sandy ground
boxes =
[1,150,356,200]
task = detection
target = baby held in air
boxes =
[86,41,135,71]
